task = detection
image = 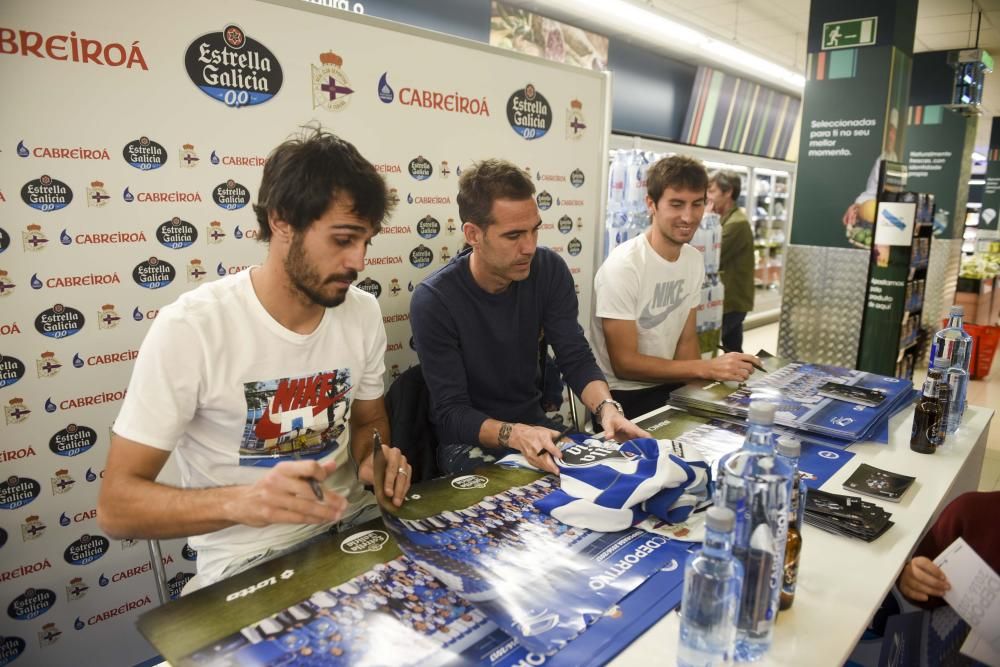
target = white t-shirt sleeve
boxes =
[686,250,706,314]
[594,250,640,321]
[113,306,204,451]
[355,295,387,401]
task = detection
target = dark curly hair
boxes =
[253,125,393,241]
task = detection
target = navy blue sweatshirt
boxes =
[410,247,605,446]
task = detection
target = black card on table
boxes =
[817,381,887,407]
[842,463,916,503]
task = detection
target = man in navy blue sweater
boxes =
[410,159,648,476]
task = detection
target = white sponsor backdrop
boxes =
[0,0,609,664]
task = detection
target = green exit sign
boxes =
[822,17,878,50]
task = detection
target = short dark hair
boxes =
[709,169,742,202]
[253,126,392,241]
[646,155,708,205]
[457,159,535,228]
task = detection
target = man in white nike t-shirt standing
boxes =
[590,155,760,419]
[98,128,411,592]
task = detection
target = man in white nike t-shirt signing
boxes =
[98,128,411,593]
[591,155,760,419]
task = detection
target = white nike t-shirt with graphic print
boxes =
[591,234,705,391]
[113,269,385,590]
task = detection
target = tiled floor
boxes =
[743,321,1000,490]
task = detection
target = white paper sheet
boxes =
[961,631,1000,667]
[934,537,1000,659]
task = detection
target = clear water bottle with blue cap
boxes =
[716,401,793,662]
[678,506,744,667]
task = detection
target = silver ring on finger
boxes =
[397,466,408,476]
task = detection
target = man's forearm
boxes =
[98,476,240,540]
[610,352,706,384]
[351,414,391,467]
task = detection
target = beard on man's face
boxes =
[284,231,357,308]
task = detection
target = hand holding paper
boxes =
[934,537,1000,664]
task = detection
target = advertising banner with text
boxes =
[790,45,911,249]
[903,105,975,240]
[981,116,1000,236]
[0,0,610,664]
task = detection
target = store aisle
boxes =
[741,322,1000,490]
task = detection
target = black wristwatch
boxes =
[594,398,624,421]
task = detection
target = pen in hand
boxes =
[292,448,325,501]
[717,345,768,374]
[552,425,573,444]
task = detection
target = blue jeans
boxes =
[722,311,747,353]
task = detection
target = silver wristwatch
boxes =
[594,398,624,420]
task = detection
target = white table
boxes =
[614,404,994,666]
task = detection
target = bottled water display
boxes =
[929,305,972,434]
[678,506,744,667]
[716,402,793,662]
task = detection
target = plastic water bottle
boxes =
[716,402,793,662]
[606,151,630,253]
[698,213,721,274]
[710,277,725,333]
[678,506,744,667]
[709,213,722,274]
[608,150,628,209]
[624,151,649,215]
[930,305,973,433]
[696,280,709,333]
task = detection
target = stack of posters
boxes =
[668,354,916,446]
[634,407,855,488]
[138,467,691,666]
[377,466,689,658]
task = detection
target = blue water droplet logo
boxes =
[233,225,243,239]
[45,398,57,413]
[456,165,462,176]
[210,150,219,165]
[85,468,97,482]
[60,229,72,245]
[59,513,70,526]
[536,171,542,181]
[216,262,226,276]
[72,353,84,368]
[378,72,394,103]
[74,617,85,630]
[123,187,134,203]
[556,197,562,206]
[407,281,414,292]
[98,574,109,587]
[30,274,43,289]
[16,140,29,157]
[407,193,414,204]
[132,307,143,321]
